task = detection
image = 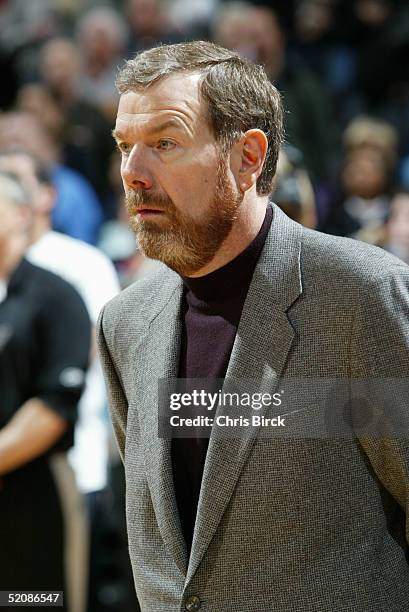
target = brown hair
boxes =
[116,40,283,195]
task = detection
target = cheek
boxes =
[173,177,215,219]
[158,145,221,211]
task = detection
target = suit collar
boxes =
[142,264,182,327]
[258,202,303,309]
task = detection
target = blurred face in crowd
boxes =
[127,0,164,35]
[0,154,53,216]
[0,113,57,166]
[243,8,284,71]
[0,153,55,246]
[40,39,81,95]
[342,148,388,199]
[295,0,334,42]
[216,6,284,78]
[79,16,124,66]
[214,8,252,55]
[114,72,245,276]
[355,0,391,27]
[16,85,64,143]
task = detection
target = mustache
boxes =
[125,189,175,213]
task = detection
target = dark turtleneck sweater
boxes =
[171,205,273,554]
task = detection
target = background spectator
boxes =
[0,170,91,611]
[75,7,128,122]
[0,148,121,610]
[38,37,116,208]
[126,0,185,54]
[323,115,397,239]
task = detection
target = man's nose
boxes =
[121,145,153,190]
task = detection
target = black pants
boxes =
[0,456,66,610]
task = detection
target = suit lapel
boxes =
[135,272,188,575]
[187,205,303,582]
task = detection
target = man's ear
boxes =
[235,129,268,193]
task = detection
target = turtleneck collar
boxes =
[181,205,273,303]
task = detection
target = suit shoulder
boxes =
[301,227,409,287]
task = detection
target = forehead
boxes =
[115,72,207,134]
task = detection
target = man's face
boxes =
[0,114,55,165]
[114,73,243,276]
[40,40,80,91]
[0,155,41,211]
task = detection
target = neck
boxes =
[187,195,269,278]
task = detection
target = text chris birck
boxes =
[170,414,286,427]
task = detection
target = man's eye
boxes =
[156,139,175,151]
[118,142,132,154]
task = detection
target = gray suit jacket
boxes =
[97,204,409,611]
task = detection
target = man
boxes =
[0,149,120,610]
[37,37,116,206]
[75,7,128,121]
[0,149,119,498]
[97,41,409,611]
[0,172,90,610]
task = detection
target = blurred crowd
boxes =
[1,0,409,611]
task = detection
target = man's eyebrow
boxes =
[112,119,185,141]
